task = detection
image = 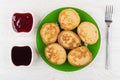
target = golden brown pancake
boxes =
[58,31,81,49]
[58,9,80,30]
[77,22,98,44]
[40,23,60,45]
[68,46,92,66]
[45,43,67,65]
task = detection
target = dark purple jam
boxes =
[11,46,32,66]
[12,13,33,32]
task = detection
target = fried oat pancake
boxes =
[58,31,81,49]
[77,22,98,44]
[58,9,80,30]
[45,43,66,65]
[68,46,92,66]
[40,23,60,45]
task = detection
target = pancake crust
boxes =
[58,9,80,30]
[45,43,66,65]
[77,22,98,44]
[68,46,92,66]
[40,23,60,45]
[58,31,81,49]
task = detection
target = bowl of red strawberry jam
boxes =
[12,13,33,32]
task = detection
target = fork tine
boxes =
[105,5,108,16]
[111,5,113,15]
[110,5,112,18]
[106,5,110,18]
[110,5,113,18]
[111,5,113,14]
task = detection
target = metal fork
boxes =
[105,5,113,70]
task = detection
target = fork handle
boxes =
[106,27,109,70]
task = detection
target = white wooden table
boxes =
[0,0,120,80]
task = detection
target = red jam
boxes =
[12,13,33,32]
[11,46,32,66]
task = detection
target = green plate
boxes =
[36,7,101,72]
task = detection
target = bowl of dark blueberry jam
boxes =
[11,46,32,66]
